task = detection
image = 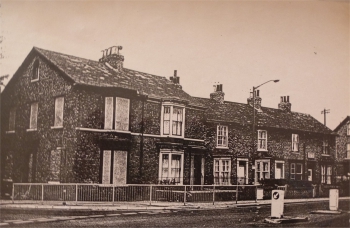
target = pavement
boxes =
[1,197,349,227]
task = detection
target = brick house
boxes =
[1,46,336,193]
[334,116,350,180]
[194,86,335,186]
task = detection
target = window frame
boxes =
[257,130,267,151]
[53,97,64,127]
[158,150,184,185]
[292,134,299,152]
[217,125,228,148]
[8,108,16,132]
[347,143,350,159]
[290,162,303,180]
[29,102,38,130]
[31,59,40,82]
[160,103,185,138]
[347,124,350,136]
[322,140,329,155]
[321,164,332,184]
[255,159,270,184]
[104,96,130,131]
[213,157,231,185]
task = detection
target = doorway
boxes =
[190,155,204,185]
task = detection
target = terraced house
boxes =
[1,46,336,195]
[334,116,350,180]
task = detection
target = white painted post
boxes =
[41,184,44,204]
[184,185,187,206]
[75,184,78,205]
[149,185,152,205]
[112,185,115,206]
[329,189,339,211]
[11,183,15,204]
[271,190,284,219]
[212,185,215,205]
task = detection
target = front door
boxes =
[237,160,248,184]
[308,169,312,181]
[191,155,204,185]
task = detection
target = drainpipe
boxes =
[139,94,148,182]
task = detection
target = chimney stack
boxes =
[247,90,262,109]
[210,83,225,104]
[169,70,180,84]
[99,46,124,72]
[278,96,291,112]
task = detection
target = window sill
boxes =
[26,128,37,132]
[5,131,15,134]
[344,158,350,160]
[51,126,63,129]
[216,146,229,149]
[31,79,39,83]
[321,154,330,157]
[257,149,268,152]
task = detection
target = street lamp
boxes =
[250,79,279,184]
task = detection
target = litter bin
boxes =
[1,179,13,199]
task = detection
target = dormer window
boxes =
[257,130,267,151]
[217,125,228,148]
[161,104,185,137]
[32,60,39,81]
[292,134,299,152]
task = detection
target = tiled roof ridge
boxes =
[34,47,98,63]
[192,96,317,117]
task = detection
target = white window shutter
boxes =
[104,97,113,129]
[54,97,64,127]
[115,98,130,131]
[30,102,38,129]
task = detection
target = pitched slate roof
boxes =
[33,47,200,106]
[192,97,333,134]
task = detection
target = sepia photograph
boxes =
[0,0,349,227]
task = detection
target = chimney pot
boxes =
[278,95,291,111]
[256,90,260,97]
[174,70,177,77]
[287,96,289,102]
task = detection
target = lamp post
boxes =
[251,79,279,184]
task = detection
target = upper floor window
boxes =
[322,141,329,154]
[257,130,267,151]
[217,125,228,148]
[292,134,299,152]
[347,124,350,135]
[290,162,303,180]
[214,158,231,185]
[29,102,38,130]
[104,97,130,131]
[54,97,64,127]
[347,143,350,159]
[8,108,16,131]
[32,60,39,81]
[161,105,184,137]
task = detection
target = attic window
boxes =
[32,60,39,81]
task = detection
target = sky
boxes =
[0,0,349,130]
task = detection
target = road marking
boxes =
[12,221,35,225]
[122,212,138,215]
[106,214,121,217]
[3,220,22,223]
[0,223,9,227]
[88,215,105,218]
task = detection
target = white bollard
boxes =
[329,189,339,211]
[271,190,284,219]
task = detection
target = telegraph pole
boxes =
[321,109,330,126]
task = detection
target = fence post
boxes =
[235,185,238,204]
[112,185,115,206]
[184,185,187,206]
[11,183,15,204]
[41,184,44,204]
[212,185,215,205]
[75,184,78,205]
[149,185,152,206]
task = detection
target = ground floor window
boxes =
[159,150,184,184]
[290,162,303,180]
[321,165,332,184]
[275,161,285,179]
[101,150,127,185]
[255,159,270,183]
[214,157,231,185]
